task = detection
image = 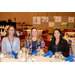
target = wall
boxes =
[0,12,75,25]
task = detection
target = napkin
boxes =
[8,51,15,55]
[70,36,73,38]
[19,32,21,34]
[65,55,74,62]
[68,39,72,43]
[44,51,53,58]
[30,50,38,56]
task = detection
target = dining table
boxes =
[1,53,69,62]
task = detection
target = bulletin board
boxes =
[33,16,75,32]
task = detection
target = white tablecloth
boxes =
[65,32,75,36]
[1,55,68,62]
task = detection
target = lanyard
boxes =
[55,42,59,52]
[8,36,14,51]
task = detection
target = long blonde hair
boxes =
[28,27,41,41]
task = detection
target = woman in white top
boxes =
[2,25,20,55]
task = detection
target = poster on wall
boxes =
[61,22,68,28]
[41,16,48,22]
[54,16,61,22]
[33,17,41,24]
[68,17,74,22]
[49,22,54,27]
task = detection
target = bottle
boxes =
[15,49,18,59]
[69,47,72,56]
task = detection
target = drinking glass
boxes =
[9,51,12,59]
[0,52,2,62]
[6,51,9,58]
[54,52,60,62]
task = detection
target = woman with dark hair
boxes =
[2,25,20,54]
[48,28,69,57]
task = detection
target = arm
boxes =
[40,39,45,52]
[24,39,27,48]
[63,40,69,57]
[48,42,51,51]
[17,38,20,52]
[1,38,6,54]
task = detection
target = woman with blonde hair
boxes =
[24,27,45,53]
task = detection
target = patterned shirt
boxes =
[24,37,45,53]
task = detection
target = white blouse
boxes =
[1,37,20,54]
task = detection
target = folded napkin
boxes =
[30,50,38,56]
[70,36,73,38]
[19,32,21,34]
[68,39,72,43]
[65,55,74,62]
[44,51,53,58]
[8,51,15,55]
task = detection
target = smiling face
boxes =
[32,29,37,37]
[8,27,15,36]
[54,30,60,39]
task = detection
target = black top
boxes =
[48,38,69,57]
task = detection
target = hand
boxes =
[26,50,29,53]
[4,53,7,55]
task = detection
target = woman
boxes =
[24,27,45,53]
[2,25,20,54]
[48,29,69,57]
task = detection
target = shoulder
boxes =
[2,37,7,42]
[60,38,67,43]
[15,37,20,40]
[2,37,7,40]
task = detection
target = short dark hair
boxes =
[52,28,63,43]
[5,25,18,37]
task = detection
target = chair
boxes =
[42,34,47,39]
[22,31,27,36]
[16,29,19,31]
[21,28,24,32]
[1,36,5,41]
[22,22,25,24]
[24,28,28,30]
[19,35,26,40]
[18,22,21,25]
[44,39,50,53]
[42,31,46,34]
[19,35,26,47]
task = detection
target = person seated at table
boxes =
[2,25,20,54]
[24,27,45,53]
[48,28,69,57]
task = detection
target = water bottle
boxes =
[15,49,18,59]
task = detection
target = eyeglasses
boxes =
[9,29,14,31]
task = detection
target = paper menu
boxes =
[33,17,41,24]
[41,16,48,22]
[68,17,74,22]
[49,22,54,27]
[54,16,61,22]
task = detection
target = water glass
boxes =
[9,51,12,59]
[0,52,2,62]
[6,51,10,58]
[54,52,60,62]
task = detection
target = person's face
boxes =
[32,29,37,37]
[54,30,60,39]
[8,27,15,36]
